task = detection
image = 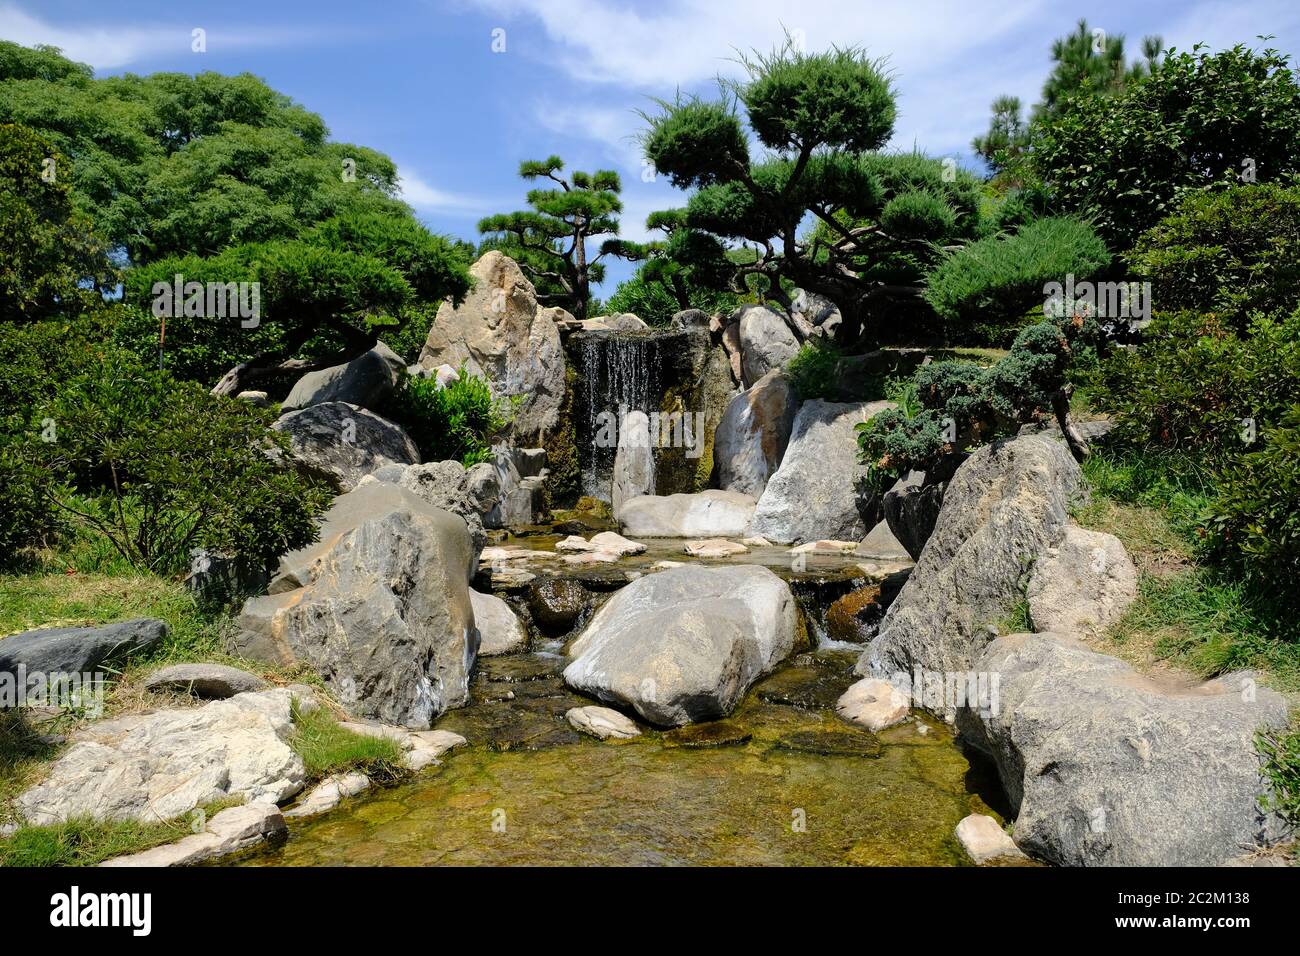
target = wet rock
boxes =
[751,400,895,545]
[526,578,591,634]
[471,589,528,656]
[418,251,566,444]
[957,633,1291,866]
[563,564,798,726]
[837,677,910,732]
[566,705,641,740]
[662,720,753,748]
[143,663,267,699]
[772,729,881,758]
[612,410,656,518]
[683,538,748,558]
[273,401,420,492]
[861,435,1081,678]
[284,772,372,819]
[824,585,883,643]
[753,663,845,711]
[1026,525,1137,636]
[282,341,405,413]
[0,618,166,677]
[714,369,798,498]
[955,813,1024,864]
[619,489,756,538]
[17,690,304,825]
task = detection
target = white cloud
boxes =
[0,2,342,70]
[396,167,496,216]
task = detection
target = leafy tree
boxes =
[0,122,113,320]
[478,156,631,319]
[1037,19,1161,121]
[1032,42,1300,250]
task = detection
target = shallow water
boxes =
[238,652,1009,867]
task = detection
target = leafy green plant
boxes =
[784,340,842,400]
[290,704,406,783]
[385,366,512,467]
[1258,726,1300,828]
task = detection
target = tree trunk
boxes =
[1052,388,1091,462]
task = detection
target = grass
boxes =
[289,703,407,784]
[1073,447,1300,693]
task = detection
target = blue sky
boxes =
[5,0,1300,293]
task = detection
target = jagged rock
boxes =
[398,460,487,567]
[1026,526,1138,635]
[563,564,798,726]
[859,435,1081,678]
[856,519,911,560]
[751,399,895,545]
[471,589,528,656]
[0,619,166,677]
[736,304,800,386]
[955,814,1024,864]
[618,490,756,538]
[713,369,798,499]
[17,690,304,825]
[230,483,476,729]
[273,401,419,492]
[418,251,566,443]
[957,633,1290,866]
[101,802,288,867]
[612,410,656,518]
[143,663,267,699]
[882,471,947,560]
[281,341,405,412]
[837,677,910,731]
[566,705,641,740]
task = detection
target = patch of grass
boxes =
[1258,722,1300,828]
[999,598,1032,635]
[290,703,407,784]
[0,710,60,828]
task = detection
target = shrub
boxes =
[784,340,842,400]
[23,345,331,574]
[1128,182,1300,332]
[923,217,1110,345]
[1095,309,1300,467]
[385,366,511,467]
[1258,726,1300,828]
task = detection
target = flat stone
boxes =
[837,678,911,732]
[566,705,641,740]
[662,720,753,748]
[772,729,881,758]
[955,813,1024,864]
[143,663,267,699]
[683,538,748,558]
[101,802,287,867]
[0,618,166,677]
[788,539,860,555]
[284,772,372,819]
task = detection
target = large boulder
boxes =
[713,369,798,498]
[736,304,800,387]
[143,663,267,699]
[1026,525,1138,635]
[396,460,488,566]
[563,565,798,726]
[470,589,528,656]
[750,399,894,545]
[0,619,165,678]
[611,410,656,518]
[418,251,566,444]
[957,633,1290,866]
[16,689,304,825]
[273,401,419,492]
[281,341,405,412]
[230,483,476,728]
[618,490,756,538]
[881,471,946,561]
[859,434,1081,678]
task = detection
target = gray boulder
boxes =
[143,663,267,699]
[859,435,1081,678]
[881,470,947,560]
[418,251,566,444]
[563,564,798,726]
[670,309,711,330]
[957,633,1290,866]
[470,589,528,656]
[398,460,488,567]
[618,490,756,538]
[273,401,419,492]
[612,410,656,518]
[750,399,895,545]
[1026,525,1138,636]
[281,341,405,412]
[0,619,165,677]
[230,483,477,728]
[714,369,798,499]
[736,304,800,386]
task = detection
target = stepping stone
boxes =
[683,538,748,558]
[143,663,267,699]
[837,677,911,732]
[662,720,753,749]
[566,705,641,740]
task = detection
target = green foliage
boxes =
[972,95,1030,176]
[1127,182,1300,331]
[290,702,406,784]
[923,217,1110,344]
[0,813,202,867]
[20,342,331,574]
[0,122,113,321]
[1032,43,1300,250]
[1258,725,1300,828]
[1096,310,1300,467]
[479,156,628,320]
[385,367,511,467]
[1036,19,1160,122]
[602,270,739,327]
[784,340,842,400]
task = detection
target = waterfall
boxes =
[573,331,666,500]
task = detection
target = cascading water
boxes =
[572,331,668,500]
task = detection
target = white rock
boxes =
[788,539,859,555]
[589,531,647,556]
[741,536,772,547]
[836,678,910,732]
[955,813,1024,864]
[1026,525,1138,636]
[684,538,749,558]
[284,772,372,819]
[470,589,528,655]
[101,802,287,867]
[618,490,756,538]
[566,706,641,740]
